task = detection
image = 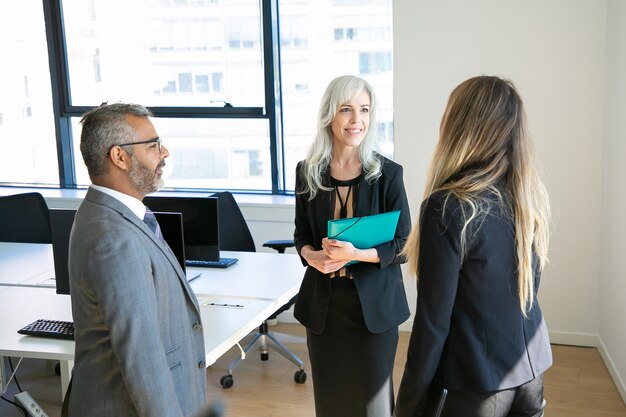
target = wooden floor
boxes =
[1,323,625,417]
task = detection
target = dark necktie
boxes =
[143,207,164,241]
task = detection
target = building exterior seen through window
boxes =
[0,0,393,193]
[0,1,58,186]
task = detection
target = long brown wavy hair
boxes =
[403,76,551,315]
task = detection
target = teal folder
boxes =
[327,210,401,265]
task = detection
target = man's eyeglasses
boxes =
[106,137,162,157]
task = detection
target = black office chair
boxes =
[0,192,61,374]
[0,192,51,243]
[211,191,306,388]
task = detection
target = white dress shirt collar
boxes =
[90,184,146,220]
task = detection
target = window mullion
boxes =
[45,0,76,188]
[262,0,285,194]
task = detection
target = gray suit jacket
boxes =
[66,188,206,417]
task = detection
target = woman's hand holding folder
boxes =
[300,244,348,274]
[322,237,380,265]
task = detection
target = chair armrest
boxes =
[263,239,295,254]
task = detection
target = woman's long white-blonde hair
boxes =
[404,75,551,315]
[299,75,382,200]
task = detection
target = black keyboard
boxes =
[18,319,75,340]
[185,257,239,268]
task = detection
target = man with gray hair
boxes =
[63,103,207,417]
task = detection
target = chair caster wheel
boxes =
[261,352,269,361]
[220,375,234,388]
[294,370,307,384]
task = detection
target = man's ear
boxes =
[108,146,131,171]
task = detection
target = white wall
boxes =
[393,0,626,402]
[393,0,607,344]
[239,200,298,254]
[599,0,626,402]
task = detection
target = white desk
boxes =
[0,287,75,397]
[189,250,304,307]
[197,295,277,366]
[0,242,55,288]
[0,246,304,401]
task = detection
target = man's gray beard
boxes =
[129,154,163,195]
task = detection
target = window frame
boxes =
[43,0,286,194]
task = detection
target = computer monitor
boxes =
[151,211,200,281]
[143,196,220,262]
[51,209,190,295]
[153,211,186,272]
[49,209,76,295]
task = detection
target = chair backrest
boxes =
[0,192,52,243]
[210,191,256,252]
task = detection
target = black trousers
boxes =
[423,374,546,417]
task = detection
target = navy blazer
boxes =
[293,155,412,334]
[395,190,552,416]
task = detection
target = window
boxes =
[60,0,270,191]
[280,15,307,49]
[359,51,392,74]
[179,73,193,93]
[0,0,393,193]
[61,0,265,108]
[334,27,391,42]
[195,75,210,93]
[279,0,393,190]
[0,1,58,186]
[212,73,223,93]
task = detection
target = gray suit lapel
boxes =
[84,188,201,312]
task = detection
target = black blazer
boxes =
[395,190,552,416]
[293,155,412,334]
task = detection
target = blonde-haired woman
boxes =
[395,76,552,417]
[294,75,412,417]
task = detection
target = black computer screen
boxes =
[51,209,189,295]
[153,211,186,272]
[144,196,220,262]
[50,209,76,295]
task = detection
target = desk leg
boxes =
[0,355,7,394]
[60,360,74,399]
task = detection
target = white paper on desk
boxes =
[199,296,250,309]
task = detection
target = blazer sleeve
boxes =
[372,162,412,269]
[395,193,462,417]
[84,229,186,417]
[294,161,315,266]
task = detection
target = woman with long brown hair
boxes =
[395,76,552,417]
